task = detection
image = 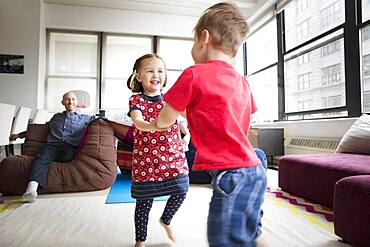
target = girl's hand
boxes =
[150,119,167,132]
[181,133,190,151]
[130,110,168,132]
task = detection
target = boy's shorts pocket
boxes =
[216,169,244,196]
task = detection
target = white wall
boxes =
[37,1,46,109]
[0,1,196,115]
[0,0,42,114]
[44,3,197,38]
[0,1,359,145]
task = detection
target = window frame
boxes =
[245,16,279,123]
[274,0,365,120]
[45,29,101,113]
[100,32,153,112]
[45,30,193,115]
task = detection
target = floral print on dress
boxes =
[129,94,188,182]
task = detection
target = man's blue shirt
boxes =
[47,111,95,148]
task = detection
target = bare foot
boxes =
[159,219,176,243]
[134,241,145,247]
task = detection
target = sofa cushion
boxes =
[334,175,370,246]
[336,114,370,155]
[278,153,370,208]
[22,124,49,156]
[0,119,118,195]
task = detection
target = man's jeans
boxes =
[29,142,76,187]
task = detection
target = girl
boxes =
[110,54,189,247]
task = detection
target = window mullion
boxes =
[98,32,103,110]
[277,11,285,121]
[344,0,362,116]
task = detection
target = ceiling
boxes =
[44,0,273,20]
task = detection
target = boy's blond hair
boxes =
[194,2,249,56]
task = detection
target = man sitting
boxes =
[10,91,96,202]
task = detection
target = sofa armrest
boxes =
[22,124,49,156]
[334,175,370,246]
[76,119,116,160]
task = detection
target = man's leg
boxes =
[55,143,77,163]
[23,142,76,202]
[23,143,59,202]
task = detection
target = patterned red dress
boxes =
[129,93,189,199]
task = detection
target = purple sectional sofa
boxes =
[278,153,370,246]
[334,175,370,247]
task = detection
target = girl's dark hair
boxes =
[127,54,167,92]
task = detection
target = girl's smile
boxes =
[135,58,166,96]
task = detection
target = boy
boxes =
[151,2,267,246]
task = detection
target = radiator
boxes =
[285,137,341,155]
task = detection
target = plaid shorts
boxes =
[207,150,267,247]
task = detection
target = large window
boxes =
[245,0,367,121]
[158,38,194,93]
[361,25,370,113]
[363,0,370,22]
[246,19,278,123]
[102,35,152,120]
[282,0,348,120]
[247,20,277,74]
[46,31,193,120]
[248,66,278,122]
[284,0,344,51]
[284,31,345,115]
[46,32,99,113]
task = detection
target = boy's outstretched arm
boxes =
[130,110,165,131]
[157,104,180,129]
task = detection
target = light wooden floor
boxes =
[0,169,350,247]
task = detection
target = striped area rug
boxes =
[266,187,334,231]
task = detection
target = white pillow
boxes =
[336,114,370,154]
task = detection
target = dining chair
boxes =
[9,106,32,155]
[32,108,49,124]
[0,103,17,157]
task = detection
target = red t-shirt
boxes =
[164,60,260,171]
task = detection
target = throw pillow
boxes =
[336,114,370,154]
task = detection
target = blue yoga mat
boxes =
[105,172,168,204]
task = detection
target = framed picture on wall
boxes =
[0,54,24,74]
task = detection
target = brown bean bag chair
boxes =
[0,119,129,196]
